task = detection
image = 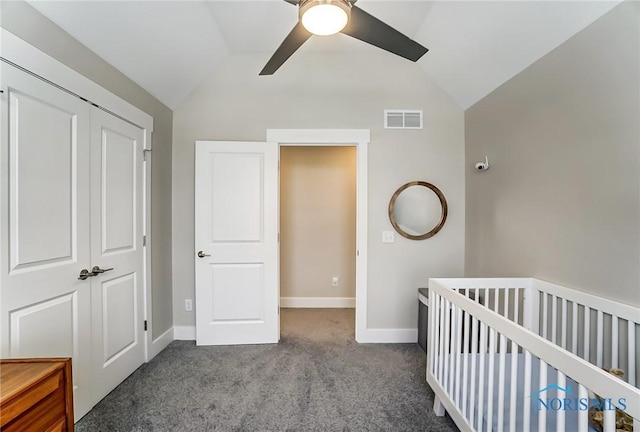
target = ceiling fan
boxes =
[260,0,429,75]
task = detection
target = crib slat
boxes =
[561,298,567,349]
[477,321,487,432]
[578,384,588,432]
[611,315,618,368]
[597,310,604,367]
[454,304,463,409]
[571,302,578,354]
[603,408,615,432]
[509,342,519,431]
[449,304,457,396]
[523,351,532,432]
[430,294,437,376]
[629,322,636,386]
[469,310,479,426]
[497,332,507,432]
[538,359,547,432]
[514,289,520,328]
[461,306,471,417]
[556,371,566,431]
[484,288,490,309]
[486,327,496,432]
[522,350,531,432]
[551,295,557,344]
[429,293,437,376]
[439,296,446,381]
[446,301,453,394]
[443,299,451,391]
[584,307,591,362]
[541,292,548,339]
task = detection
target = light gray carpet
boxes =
[76,309,458,431]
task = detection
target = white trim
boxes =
[267,129,369,343]
[280,297,355,308]
[147,327,173,360]
[356,328,418,344]
[1,29,153,131]
[173,326,196,341]
[143,132,153,361]
[267,129,370,144]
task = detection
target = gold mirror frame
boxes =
[388,181,448,240]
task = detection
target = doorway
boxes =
[280,146,356,327]
[267,129,369,342]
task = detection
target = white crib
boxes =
[426,278,640,432]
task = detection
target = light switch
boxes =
[382,231,395,243]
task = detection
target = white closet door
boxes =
[0,64,93,418]
[90,107,145,402]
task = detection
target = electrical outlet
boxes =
[185,299,193,311]
[382,231,395,243]
[332,277,339,287]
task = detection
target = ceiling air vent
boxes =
[384,110,423,129]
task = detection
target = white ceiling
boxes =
[26,0,621,110]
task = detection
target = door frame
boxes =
[266,129,369,342]
[1,29,160,361]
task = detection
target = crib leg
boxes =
[433,395,446,417]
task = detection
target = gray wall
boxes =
[465,2,640,306]
[1,1,174,338]
[173,51,465,330]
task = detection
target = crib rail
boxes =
[426,278,640,432]
[530,279,639,387]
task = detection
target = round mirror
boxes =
[388,181,448,240]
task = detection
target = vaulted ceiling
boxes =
[26,0,621,110]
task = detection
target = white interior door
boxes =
[90,107,145,400]
[0,64,93,417]
[195,141,279,345]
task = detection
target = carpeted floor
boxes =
[76,308,458,431]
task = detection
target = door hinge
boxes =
[143,235,147,246]
[144,320,148,331]
[143,148,152,161]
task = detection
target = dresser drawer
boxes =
[0,358,74,432]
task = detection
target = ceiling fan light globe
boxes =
[300,2,350,36]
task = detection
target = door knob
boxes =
[91,266,114,274]
[78,269,95,280]
[197,251,211,258]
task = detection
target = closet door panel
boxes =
[90,107,145,403]
[9,92,75,268]
[0,64,93,419]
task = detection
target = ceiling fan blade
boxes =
[340,5,428,62]
[283,0,299,5]
[260,22,312,75]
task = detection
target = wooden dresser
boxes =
[0,358,74,432]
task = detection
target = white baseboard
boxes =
[171,324,416,344]
[356,328,418,344]
[173,325,196,340]
[147,327,173,360]
[280,297,355,308]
